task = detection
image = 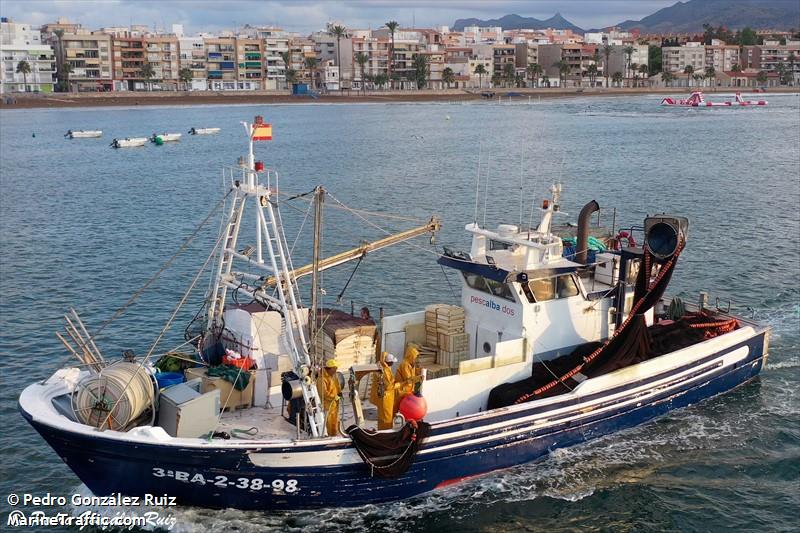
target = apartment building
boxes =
[57,31,113,91]
[444,47,472,88]
[351,35,389,88]
[704,42,740,73]
[288,37,316,87]
[205,37,238,90]
[743,40,800,83]
[179,35,207,90]
[662,41,705,73]
[243,27,290,90]
[110,32,145,90]
[145,35,180,89]
[235,37,264,89]
[0,18,56,93]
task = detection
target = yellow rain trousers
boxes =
[317,371,342,436]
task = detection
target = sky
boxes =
[0,0,681,34]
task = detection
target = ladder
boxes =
[207,189,247,327]
[257,190,325,437]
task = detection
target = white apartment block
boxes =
[0,19,56,93]
[662,42,705,73]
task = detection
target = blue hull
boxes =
[21,333,766,510]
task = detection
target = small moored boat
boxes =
[150,133,182,143]
[189,127,221,135]
[64,130,103,139]
[110,137,148,148]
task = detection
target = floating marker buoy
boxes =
[445,115,451,120]
[32,133,36,137]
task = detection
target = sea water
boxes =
[1,94,798,532]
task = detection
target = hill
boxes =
[614,0,800,33]
[452,13,583,33]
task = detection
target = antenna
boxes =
[482,159,490,228]
[473,140,482,225]
[519,149,524,228]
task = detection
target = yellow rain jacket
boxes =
[370,362,397,430]
[394,346,419,411]
[317,371,342,436]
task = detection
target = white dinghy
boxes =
[110,137,148,148]
[150,133,182,143]
[189,127,221,135]
[65,130,102,139]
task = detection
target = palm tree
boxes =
[731,64,742,73]
[623,45,634,85]
[139,62,155,91]
[638,63,649,82]
[442,66,454,89]
[683,64,694,87]
[630,63,639,87]
[53,29,66,91]
[473,63,487,88]
[16,60,31,92]
[527,63,542,87]
[328,24,348,91]
[374,73,388,89]
[503,62,515,87]
[553,60,570,87]
[179,67,192,91]
[661,71,674,87]
[788,52,797,85]
[602,43,612,88]
[612,71,623,87]
[704,66,716,88]
[285,68,298,85]
[354,52,369,93]
[280,51,291,88]
[385,20,399,89]
[304,56,318,90]
[541,74,550,88]
[61,62,73,92]
[586,63,598,87]
[756,70,768,86]
[412,54,428,89]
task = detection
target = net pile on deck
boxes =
[346,421,431,478]
[314,309,377,368]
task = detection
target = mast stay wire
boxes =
[92,190,232,340]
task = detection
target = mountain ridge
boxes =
[452,0,800,35]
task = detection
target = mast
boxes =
[205,116,325,437]
[309,186,324,365]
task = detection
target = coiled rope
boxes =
[72,362,154,430]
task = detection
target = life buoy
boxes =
[612,231,637,250]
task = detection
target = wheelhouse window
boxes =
[489,239,514,251]
[462,272,515,301]
[523,274,581,303]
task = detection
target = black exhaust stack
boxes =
[576,200,600,264]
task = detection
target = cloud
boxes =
[0,0,678,33]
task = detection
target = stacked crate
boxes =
[424,304,468,372]
[313,309,377,369]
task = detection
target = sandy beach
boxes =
[3,87,796,109]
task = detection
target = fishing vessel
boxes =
[150,133,182,143]
[661,91,768,107]
[189,127,221,135]
[64,130,102,139]
[20,116,770,511]
[110,137,148,148]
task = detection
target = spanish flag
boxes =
[252,123,273,141]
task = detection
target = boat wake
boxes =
[65,399,773,532]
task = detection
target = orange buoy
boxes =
[399,393,428,422]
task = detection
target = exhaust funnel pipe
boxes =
[576,200,600,264]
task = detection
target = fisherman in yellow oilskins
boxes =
[317,359,342,436]
[370,352,399,430]
[394,344,421,411]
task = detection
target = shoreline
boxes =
[3,87,798,110]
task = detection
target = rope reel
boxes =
[72,362,155,430]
